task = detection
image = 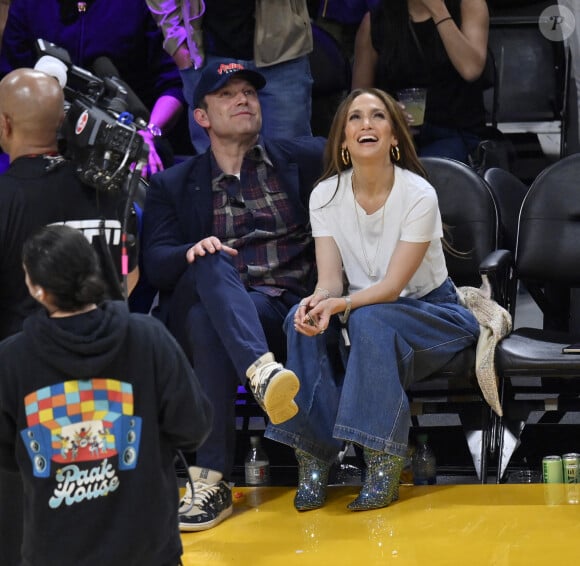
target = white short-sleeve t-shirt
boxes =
[309,165,448,298]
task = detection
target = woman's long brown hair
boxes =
[316,88,463,257]
[318,87,427,184]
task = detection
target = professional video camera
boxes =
[35,39,149,194]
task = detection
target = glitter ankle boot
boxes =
[294,449,331,511]
[347,448,404,511]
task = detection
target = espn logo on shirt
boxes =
[49,219,123,245]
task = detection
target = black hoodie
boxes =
[0,301,212,566]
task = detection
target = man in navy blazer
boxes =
[143,61,324,531]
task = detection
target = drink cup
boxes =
[566,483,580,504]
[396,88,427,127]
[543,483,566,506]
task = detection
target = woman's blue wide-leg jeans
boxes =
[265,279,480,462]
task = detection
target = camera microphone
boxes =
[34,55,68,89]
[101,77,129,114]
[92,57,150,122]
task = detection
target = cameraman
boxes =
[0,68,139,342]
[0,67,140,566]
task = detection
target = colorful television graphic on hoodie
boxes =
[21,378,142,480]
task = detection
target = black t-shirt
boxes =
[203,1,255,60]
[370,1,485,132]
[0,155,138,340]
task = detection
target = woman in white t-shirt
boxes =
[264,88,479,512]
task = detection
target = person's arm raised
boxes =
[422,0,489,82]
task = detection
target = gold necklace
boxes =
[351,173,388,280]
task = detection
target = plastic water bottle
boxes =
[244,436,270,485]
[412,433,437,485]
[400,446,415,485]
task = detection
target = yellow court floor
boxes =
[181,484,580,566]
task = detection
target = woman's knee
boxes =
[349,303,398,331]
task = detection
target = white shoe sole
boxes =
[263,368,300,424]
[179,504,233,532]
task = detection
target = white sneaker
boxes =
[246,352,300,424]
[179,466,233,532]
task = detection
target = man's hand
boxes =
[138,130,165,178]
[186,236,238,263]
[173,43,203,70]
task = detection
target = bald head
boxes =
[0,68,65,159]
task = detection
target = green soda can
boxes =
[543,455,564,483]
[562,453,580,483]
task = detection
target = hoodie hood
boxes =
[23,301,130,378]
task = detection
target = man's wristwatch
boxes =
[146,123,163,137]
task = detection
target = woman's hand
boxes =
[186,237,237,263]
[293,300,321,336]
[397,101,416,127]
[293,296,340,337]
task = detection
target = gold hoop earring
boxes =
[390,145,401,162]
[341,147,351,166]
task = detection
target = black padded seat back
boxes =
[516,154,580,285]
[483,167,528,253]
[421,157,499,287]
[487,21,566,125]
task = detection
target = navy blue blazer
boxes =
[142,136,325,297]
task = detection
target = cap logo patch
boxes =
[217,63,247,76]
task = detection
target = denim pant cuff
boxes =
[333,425,408,458]
[264,427,338,464]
